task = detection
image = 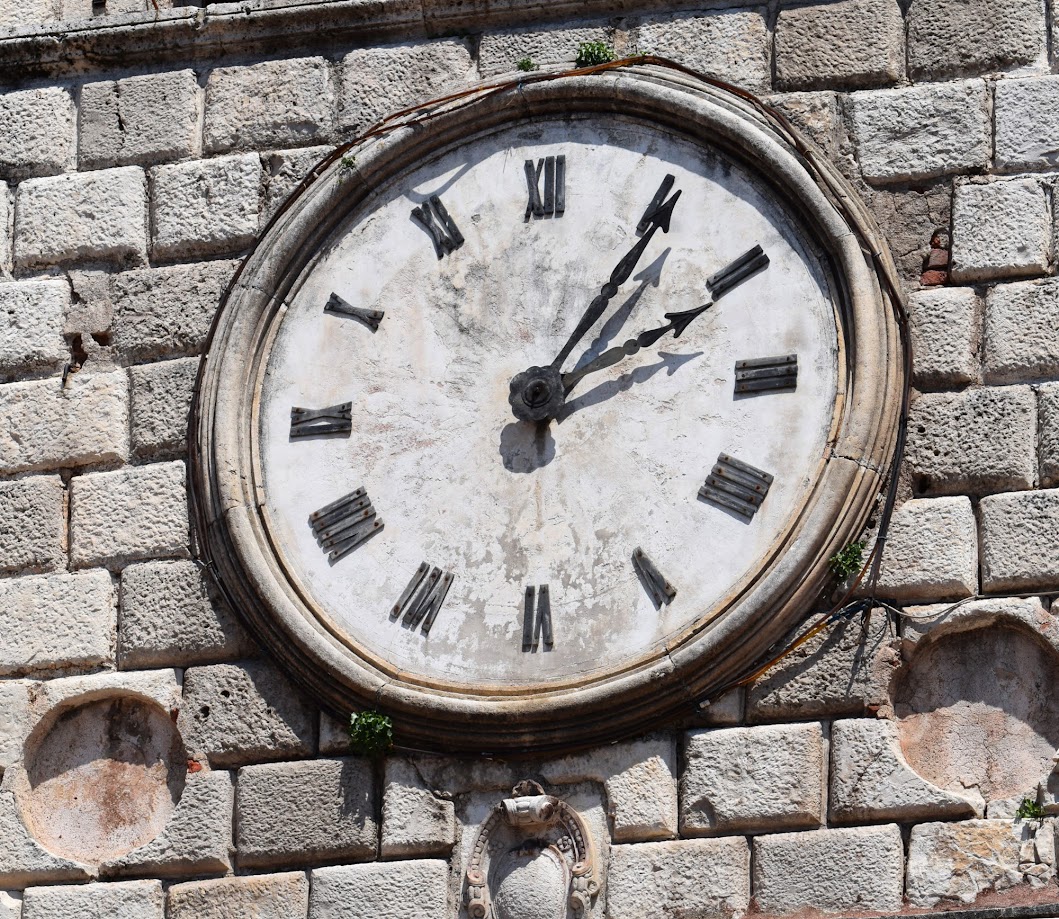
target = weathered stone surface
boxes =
[951,178,1051,282]
[0,370,129,475]
[0,280,68,375]
[850,81,990,184]
[338,41,473,134]
[206,58,333,154]
[262,145,332,225]
[980,489,1059,591]
[747,607,899,721]
[0,475,65,575]
[107,260,236,363]
[167,872,309,919]
[633,8,769,93]
[830,718,982,823]
[0,892,19,919]
[775,0,903,90]
[119,559,255,669]
[308,861,448,919]
[0,680,35,770]
[682,723,824,835]
[753,825,904,914]
[318,710,350,756]
[478,23,610,76]
[906,386,1036,496]
[985,278,1059,383]
[0,569,114,677]
[907,820,1055,907]
[70,461,188,568]
[606,839,750,919]
[101,768,233,878]
[0,788,91,888]
[21,880,162,919]
[1040,382,1059,488]
[151,154,260,260]
[382,757,455,858]
[995,76,1059,171]
[908,0,1046,80]
[0,181,10,278]
[15,167,147,269]
[907,286,980,388]
[178,660,316,768]
[863,181,953,286]
[0,87,73,179]
[129,357,198,456]
[765,91,843,161]
[79,71,199,169]
[901,595,1059,648]
[237,758,376,867]
[35,668,181,714]
[873,496,978,601]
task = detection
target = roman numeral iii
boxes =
[308,488,383,560]
[411,194,464,258]
[525,156,566,219]
[391,562,455,635]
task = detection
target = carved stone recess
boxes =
[465,781,599,919]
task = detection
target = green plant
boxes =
[516,57,538,72]
[349,710,393,757]
[340,154,357,171]
[1016,798,1047,824]
[575,41,615,68]
[828,540,865,581]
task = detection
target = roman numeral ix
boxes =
[290,402,352,438]
[308,488,383,561]
[391,562,454,635]
[324,292,384,332]
[411,194,464,258]
[522,584,553,652]
[525,155,566,220]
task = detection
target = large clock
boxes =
[192,67,903,752]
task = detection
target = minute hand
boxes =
[561,302,713,395]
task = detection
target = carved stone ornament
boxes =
[466,781,599,919]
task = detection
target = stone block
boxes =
[697,686,744,726]
[101,768,233,878]
[985,278,1059,383]
[70,461,188,568]
[0,475,65,575]
[0,181,10,278]
[237,758,376,867]
[167,872,309,919]
[0,680,35,770]
[79,71,199,169]
[1040,382,1059,487]
[478,23,610,77]
[106,260,236,363]
[907,820,1055,907]
[907,287,979,389]
[129,357,198,456]
[681,723,824,835]
[980,489,1059,591]
[873,496,978,602]
[338,40,474,134]
[205,58,333,154]
[15,167,147,269]
[21,880,162,919]
[178,660,315,768]
[753,825,904,914]
[905,386,1037,496]
[606,839,750,919]
[632,9,769,94]
[151,154,260,260]
[850,80,990,184]
[863,181,953,287]
[0,280,68,375]
[830,718,982,823]
[0,569,114,677]
[908,0,1046,80]
[318,710,350,755]
[0,788,90,888]
[900,595,1059,648]
[382,757,455,858]
[747,607,899,722]
[119,559,255,669]
[0,370,129,475]
[775,0,903,90]
[309,861,448,919]
[951,178,1051,282]
[262,146,332,225]
[0,87,74,179]
[33,669,180,721]
[0,892,18,919]
[995,76,1059,171]
[765,91,844,161]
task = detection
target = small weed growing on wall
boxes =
[575,41,615,67]
[349,710,393,757]
[340,155,357,171]
[1016,798,1047,825]
[828,540,865,581]
[516,57,538,72]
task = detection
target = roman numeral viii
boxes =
[411,195,464,258]
[525,156,566,220]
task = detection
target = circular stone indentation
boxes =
[896,624,1059,802]
[19,696,186,863]
[491,847,569,919]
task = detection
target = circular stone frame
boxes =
[192,68,904,753]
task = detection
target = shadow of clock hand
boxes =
[557,350,703,422]
[498,419,557,473]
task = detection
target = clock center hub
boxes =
[508,365,565,423]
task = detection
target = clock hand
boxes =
[550,187,681,370]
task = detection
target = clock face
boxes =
[256,114,840,688]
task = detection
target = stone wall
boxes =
[1,0,1059,916]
